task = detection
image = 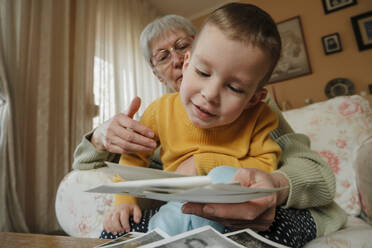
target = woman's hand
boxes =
[91,97,157,154]
[181,168,289,231]
[103,203,142,234]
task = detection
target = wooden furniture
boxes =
[0,232,107,248]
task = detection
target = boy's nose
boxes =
[201,82,220,104]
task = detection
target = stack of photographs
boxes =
[96,226,290,248]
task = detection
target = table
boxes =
[0,232,108,248]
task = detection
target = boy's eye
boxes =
[195,68,210,77]
[228,84,244,94]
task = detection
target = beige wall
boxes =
[192,0,372,109]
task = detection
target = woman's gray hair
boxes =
[140,14,196,68]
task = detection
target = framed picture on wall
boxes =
[351,11,372,51]
[321,0,357,14]
[322,33,342,55]
[269,16,312,84]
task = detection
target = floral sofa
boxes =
[55,95,372,247]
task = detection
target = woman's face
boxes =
[149,29,193,92]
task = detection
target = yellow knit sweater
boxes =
[114,93,281,205]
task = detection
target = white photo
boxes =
[86,162,286,204]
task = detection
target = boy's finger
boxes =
[103,212,113,233]
[120,209,131,233]
[232,168,256,187]
[112,211,124,234]
[132,205,142,223]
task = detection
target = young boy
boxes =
[104,3,282,236]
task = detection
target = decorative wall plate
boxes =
[325,78,355,98]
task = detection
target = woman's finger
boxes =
[125,97,141,118]
[116,114,155,140]
[112,127,156,152]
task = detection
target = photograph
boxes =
[269,16,312,83]
[95,229,168,248]
[139,226,244,248]
[225,229,290,248]
[321,0,357,14]
[322,33,342,55]
[351,10,372,51]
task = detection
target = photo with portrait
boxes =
[322,33,342,55]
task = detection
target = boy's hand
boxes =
[103,203,142,234]
[176,156,197,175]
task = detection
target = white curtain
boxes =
[93,0,167,127]
[0,0,97,233]
[0,0,163,233]
[0,0,29,232]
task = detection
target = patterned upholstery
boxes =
[55,167,114,237]
[283,95,372,216]
[281,95,372,247]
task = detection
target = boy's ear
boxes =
[245,88,268,109]
[182,51,191,73]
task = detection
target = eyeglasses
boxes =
[151,37,193,67]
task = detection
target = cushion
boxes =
[55,167,114,238]
[283,95,372,216]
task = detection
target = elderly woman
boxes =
[73,14,346,248]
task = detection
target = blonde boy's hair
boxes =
[201,3,281,88]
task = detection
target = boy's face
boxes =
[180,24,271,129]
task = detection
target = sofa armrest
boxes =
[354,134,372,224]
[304,225,372,248]
[55,167,165,238]
[55,167,114,238]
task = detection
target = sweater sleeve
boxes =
[194,105,281,175]
[72,129,118,170]
[265,94,336,208]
